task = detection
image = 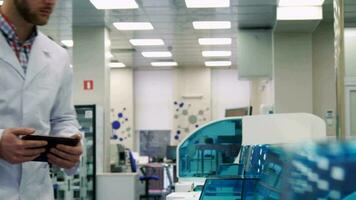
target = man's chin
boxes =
[27,15,50,26]
[33,18,49,26]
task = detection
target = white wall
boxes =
[312,22,336,136]
[345,28,356,77]
[172,68,212,144]
[249,79,274,115]
[134,70,174,130]
[110,69,134,149]
[211,69,250,119]
[260,80,274,108]
[273,32,313,113]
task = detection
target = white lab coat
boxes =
[0,31,80,200]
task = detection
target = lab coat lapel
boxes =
[24,34,50,87]
[0,33,25,79]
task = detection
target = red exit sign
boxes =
[84,80,94,90]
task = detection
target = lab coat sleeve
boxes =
[50,57,82,175]
[50,64,80,137]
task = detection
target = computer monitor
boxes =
[110,143,127,172]
[225,106,253,117]
[166,145,177,162]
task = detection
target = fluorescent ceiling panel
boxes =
[129,39,164,46]
[202,51,232,57]
[142,51,172,58]
[151,62,178,67]
[109,62,126,68]
[185,0,230,8]
[61,40,73,47]
[278,0,325,6]
[90,0,138,9]
[0,1,3,6]
[205,61,232,67]
[113,22,154,30]
[277,6,323,20]
[199,38,232,45]
[193,21,231,29]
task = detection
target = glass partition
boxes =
[178,118,242,178]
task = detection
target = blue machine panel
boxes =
[178,119,243,178]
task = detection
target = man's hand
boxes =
[48,134,83,169]
[0,128,47,164]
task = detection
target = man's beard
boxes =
[14,0,49,26]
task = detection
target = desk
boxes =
[166,192,201,200]
[97,173,139,200]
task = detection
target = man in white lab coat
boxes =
[0,0,83,199]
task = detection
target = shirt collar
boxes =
[0,9,38,44]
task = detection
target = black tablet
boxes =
[22,135,80,162]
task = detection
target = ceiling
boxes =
[39,0,343,69]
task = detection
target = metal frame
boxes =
[75,104,97,200]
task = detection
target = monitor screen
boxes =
[139,130,170,159]
[166,145,177,161]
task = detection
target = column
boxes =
[73,26,111,173]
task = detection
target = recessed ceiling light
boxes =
[205,61,232,67]
[185,0,230,8]
[61,40,73,48]
[113,22,154,31]
[277,6,323,20]
[142,51,172,58]
[0,1,3,6]
[89,0,138,9]
[151,62,178,67]
[129,39,165,46]
[193,21,231,30]
[109,62,126,68]
[198,38,232,45]
[202,51,232,57]
[278,0,325,6]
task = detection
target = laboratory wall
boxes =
[211,69,250,119]
[110,68,251,147]
[134,70,175,131]
[172,68,212,145]
[312,22,337,136]
[249,79,274,115]
[110,69,135,149]
[273,32,314,114]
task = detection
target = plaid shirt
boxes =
[0,11,37,74]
